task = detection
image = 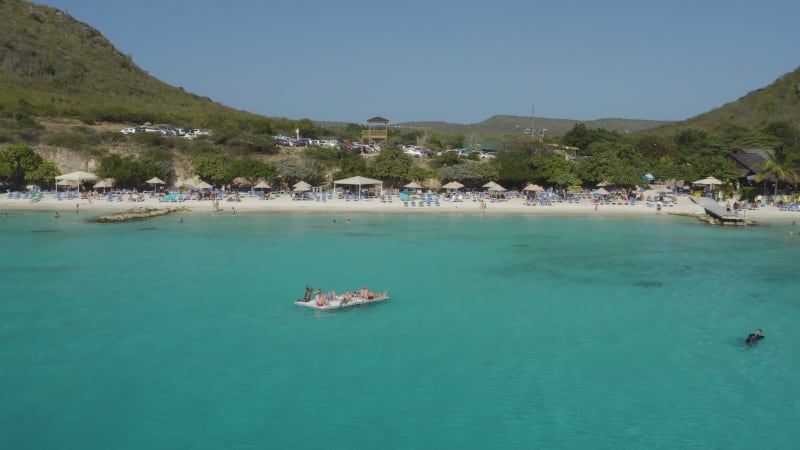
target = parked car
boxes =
[120,127,138,135]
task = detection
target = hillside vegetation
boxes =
[0,0,268,128]
[658,66,800,136]
[397,115,672,137]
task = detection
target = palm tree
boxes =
[755,147,798,195]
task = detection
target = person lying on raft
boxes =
[359,286,388,300]
[746,328,764,344]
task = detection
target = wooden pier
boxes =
[691,197,749,225]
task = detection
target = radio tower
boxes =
[530,94,535,141]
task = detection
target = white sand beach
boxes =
[1,191,797,225]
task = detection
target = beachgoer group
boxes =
[298,285,388,306]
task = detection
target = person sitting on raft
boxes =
[314,290,330,307]
[300,285,313,302]
[746,329,764,344]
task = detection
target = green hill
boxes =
[396,115,673,137]
[657,66,800,135]
[0,0,275,130]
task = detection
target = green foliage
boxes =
[274,158,325,187]
[494,148,536,186]
[191,153,229,184]
[26,159,59,187]
[531,154,580,187]
[41,128,102,150]
[97,153,161,188]
[406,166,434,182]
[755,147,799,194]
[562,124,622,152]
[229,158,276,182]
[370,147,411,187]
[575,143,647,187]
[0,143,47,189]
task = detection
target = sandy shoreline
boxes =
[1,193,797,225]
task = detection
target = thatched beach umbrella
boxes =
[593,187,610,195]
[523,184,544,192]
[232,177,253,188]
[145,176,165,194]
[293,180,311,192]
[441,181,464,190]
[482,181,500,189]
[254,180,271,189]
[93,178,115,193]
[404,181,423,190]
[194,180,213,190]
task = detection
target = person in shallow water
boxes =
[746,328,764,344]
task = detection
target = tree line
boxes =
[2,121,798,196]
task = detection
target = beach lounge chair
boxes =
[403,200,409,207]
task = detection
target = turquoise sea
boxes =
[1,210,799,449]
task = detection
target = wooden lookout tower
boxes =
[362,116,389,145]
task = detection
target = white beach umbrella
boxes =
[404,181,423,189]
[693,176,723,186]
[194,180,213,190]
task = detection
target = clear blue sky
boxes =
[41,0,799,124]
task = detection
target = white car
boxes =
[120,127,137,135]
[404,149,423,157]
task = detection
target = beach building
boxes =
[727,147,772,185]
[362,116,389,145]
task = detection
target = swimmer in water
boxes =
[745,328,764,344]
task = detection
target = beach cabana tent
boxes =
[55,171,97,193]
[334,176,383,198]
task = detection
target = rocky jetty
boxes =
[93,207,189,223]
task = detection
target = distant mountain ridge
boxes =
[394,116,673,136]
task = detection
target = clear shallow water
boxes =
[1,211,799,449]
